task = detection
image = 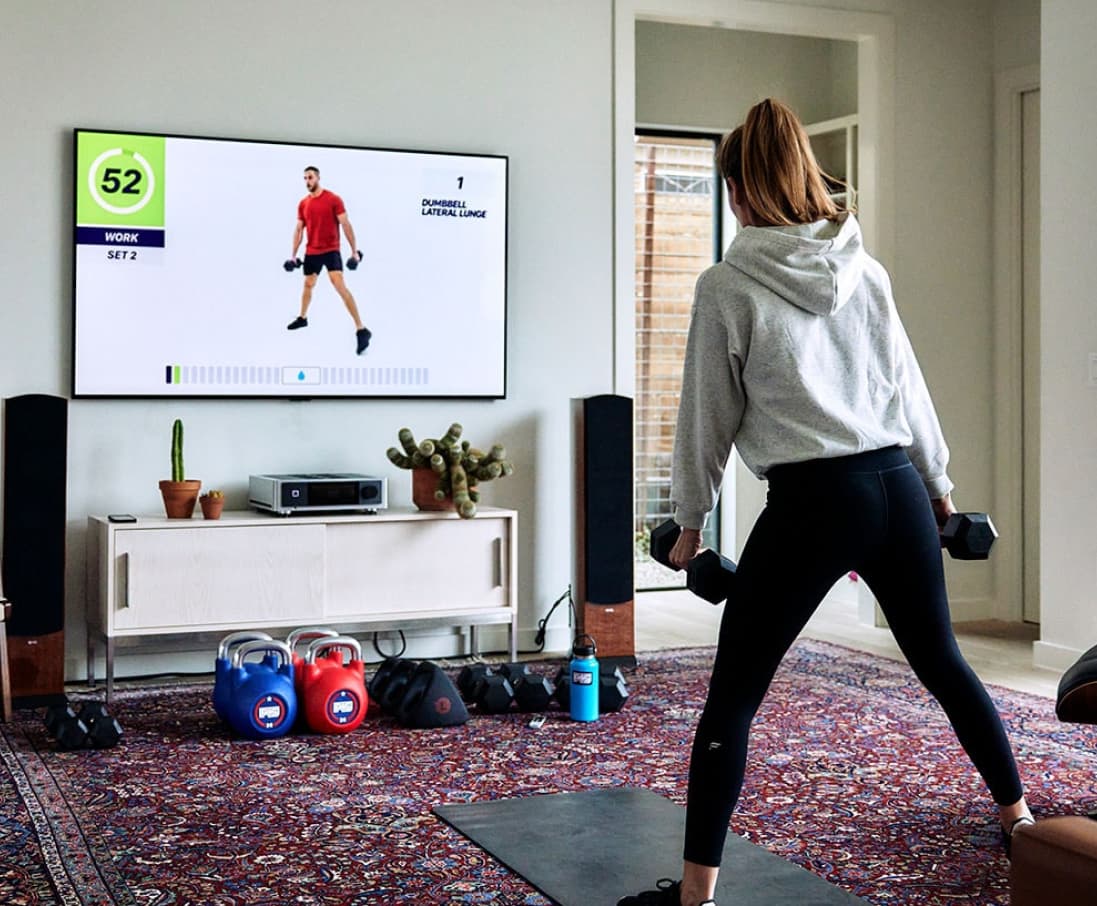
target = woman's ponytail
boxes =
[717,98,847,226]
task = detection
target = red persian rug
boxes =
[1,638,1094,905]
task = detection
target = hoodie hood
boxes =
[725,213,865,316]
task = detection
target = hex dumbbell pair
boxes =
[650,509,999,605]
[44,698,123,750]
[283,251,362,272]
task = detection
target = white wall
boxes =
[635,22,857,129]
[1038,0,1097,669]
[0,0,614,678]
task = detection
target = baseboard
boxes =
[1033,640,1086,673]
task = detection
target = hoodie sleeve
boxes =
[889,298,954,498]
[670,279,745,530]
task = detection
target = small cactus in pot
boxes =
[159,418,202,518]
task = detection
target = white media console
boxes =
[86,507,518,698]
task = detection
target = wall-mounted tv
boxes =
[72,129,507,399]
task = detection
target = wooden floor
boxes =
[635,580,1061,699]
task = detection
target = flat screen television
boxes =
[72,129,508,398]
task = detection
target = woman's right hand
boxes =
[669,527,703,569]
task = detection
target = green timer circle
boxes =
[87,148,156,215]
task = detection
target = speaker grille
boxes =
[582,395,633,605]
[3,394,68,637]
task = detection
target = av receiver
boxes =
[249,473,387,515]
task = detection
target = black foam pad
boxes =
[434,788,866,905]
[394,662,468,728]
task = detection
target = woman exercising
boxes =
[618,99,1033,906]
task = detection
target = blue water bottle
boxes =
[569,634,599,722]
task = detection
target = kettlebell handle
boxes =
[231,639,293,669]
[217,630,273,661]
[286,627,339,653]
[305,635,362,664]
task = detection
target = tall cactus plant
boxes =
[171,418,184,481]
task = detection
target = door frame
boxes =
[992,64,1040,623]
[612,0,894,592]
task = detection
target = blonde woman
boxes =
[618,99,1032,906]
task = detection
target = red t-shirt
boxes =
[297,190,345,255]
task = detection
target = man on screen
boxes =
[286,166,371,354]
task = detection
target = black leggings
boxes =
[683,446,1024,867]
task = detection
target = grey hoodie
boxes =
[671,213,952,531]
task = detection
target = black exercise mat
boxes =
[434,787,867,905]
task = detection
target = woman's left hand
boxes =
[930,493,956,528]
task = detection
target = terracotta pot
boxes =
[159,479,201,519]
[411,468,453,511]
[200,495,225,520]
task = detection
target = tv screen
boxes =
[72,129,507,398]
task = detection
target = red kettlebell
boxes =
[286,627,340,693]
[301,636,368,734]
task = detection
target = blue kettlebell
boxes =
[213,631,273,720]
[225,639,298,740]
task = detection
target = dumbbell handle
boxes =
[650,519,736,605]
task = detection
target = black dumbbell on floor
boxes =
[499,663,555,712]
[940,512,998,560]
[649,519,737,605]
[44,698,122,750]
[457,664,515,714]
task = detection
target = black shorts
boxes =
[303,250,343,275]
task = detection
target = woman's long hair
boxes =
[716,98,850,225]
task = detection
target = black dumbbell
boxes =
[649,519,737,605]
[283,257,302,272]
[459,666,514,714]
[45,698,122,749]
[940,512,998,560]
[457,664,493,699]
[500,663,555,712]
[346,250,363,271]
[77,701,123,748]
[599,667,629,713]
[45,701,90,750]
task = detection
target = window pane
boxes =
[634,134,718,590]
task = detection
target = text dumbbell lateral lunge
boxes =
[649,519,737,605]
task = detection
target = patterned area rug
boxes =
[2,638,1095,905]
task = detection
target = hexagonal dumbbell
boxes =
[649,519,737,605]
[457,664,514,714]
[940,512,998,560]
[598,667,629,713]
[500,663,555,712]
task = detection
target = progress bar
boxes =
[164,365,431,386]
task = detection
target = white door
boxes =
[1021,88,1040,624]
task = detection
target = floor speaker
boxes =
[572,394,635,665]
[3,394,68,704]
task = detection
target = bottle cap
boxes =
[572,633,597,658]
